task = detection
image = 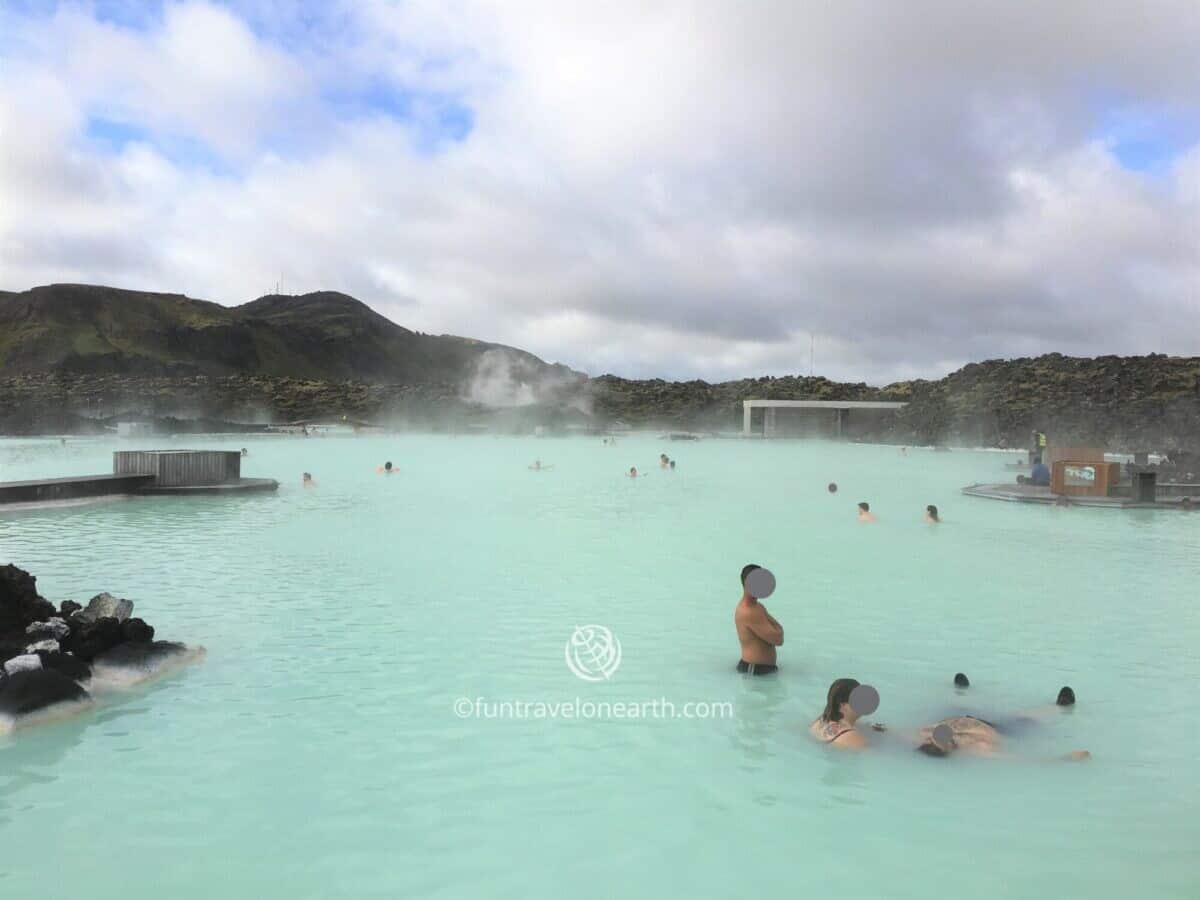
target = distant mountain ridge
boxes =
[1,283,1198,452]
[0,284,566,383]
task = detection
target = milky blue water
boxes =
[1,435,1197,899]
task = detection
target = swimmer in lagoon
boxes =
[241,447,248,457]
[857,502,877,522]
[827,482,838,493]
[913,685,1086,759]
[529,459,554,471]
[925,504,940,523]
[628,467,645,478]
[809,678,869,748]
[954,672,970,688]
[302,472,314,488]
[660,453,670,469]
[669,460,676,471]
[376,461,397,474]
[734,564,783,675]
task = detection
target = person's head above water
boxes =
[858,502,870,512]
[629,467,637,476]
[827,482,838,493]
[302,472,312,481]
[821,678,862,723]
[740,564,762,598]
[669,460,676,469]
[1057,686,1076,706]
[926,504,939,521]
[954,672,970,688]
[384,461,393,472]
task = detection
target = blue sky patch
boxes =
[84,115,234,174]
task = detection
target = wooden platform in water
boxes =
[0,473,156,504]
[962,482,1194,509]
[138,477,279,495]
[0,473,279,505]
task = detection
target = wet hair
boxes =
[927,505,939,520]
[385,461,393,470]
[821,678,861,723]
[669,460,676,469]
[917,739,951,757]
[858,502,870,512]
[740,564,762,586]
[827,482,838,493]
[302,472,312,480]
[629,467,637,474]
[954,672,969,688]
[661,454,669,461]
[1056,686,1076,706]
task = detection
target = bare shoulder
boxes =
[837,729,868,749]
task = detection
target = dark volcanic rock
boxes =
[25,617,70,642]
[36,650,92,682]
[77,592,134,623]
[94,640,188,670]
[0,668,90,717]
[62,615,124,662]
[120,618,154,643]
[59,600,82,617]
[0,564,56,631]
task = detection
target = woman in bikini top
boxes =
[809,678,868,749]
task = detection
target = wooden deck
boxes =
[962,483,1195,509]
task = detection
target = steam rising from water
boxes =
[463,349,591,414]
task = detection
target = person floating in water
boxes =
[916,685,1084,758]
[377,461,397,474]
[529,459,554,471]
[669,460,676,471]
[628,467,645,478]
[811,679,1087,759]
[302,472,315,488]
[857,502,877,522]
[659,453,670,469]
[734,564,783,675]
[241,447,249,457]
[925,504,940,523]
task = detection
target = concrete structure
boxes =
[742,399,907,438]
[1,450,278,506]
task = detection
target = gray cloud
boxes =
[0,0,1196,384]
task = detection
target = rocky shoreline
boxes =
[0,564,202,730]
[2,353,1199,452]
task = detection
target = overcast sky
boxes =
[1,1,1197,383]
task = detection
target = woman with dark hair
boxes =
[809,678,868,749]
[925,505,940,523]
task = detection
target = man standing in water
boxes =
[734,564,784,675]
